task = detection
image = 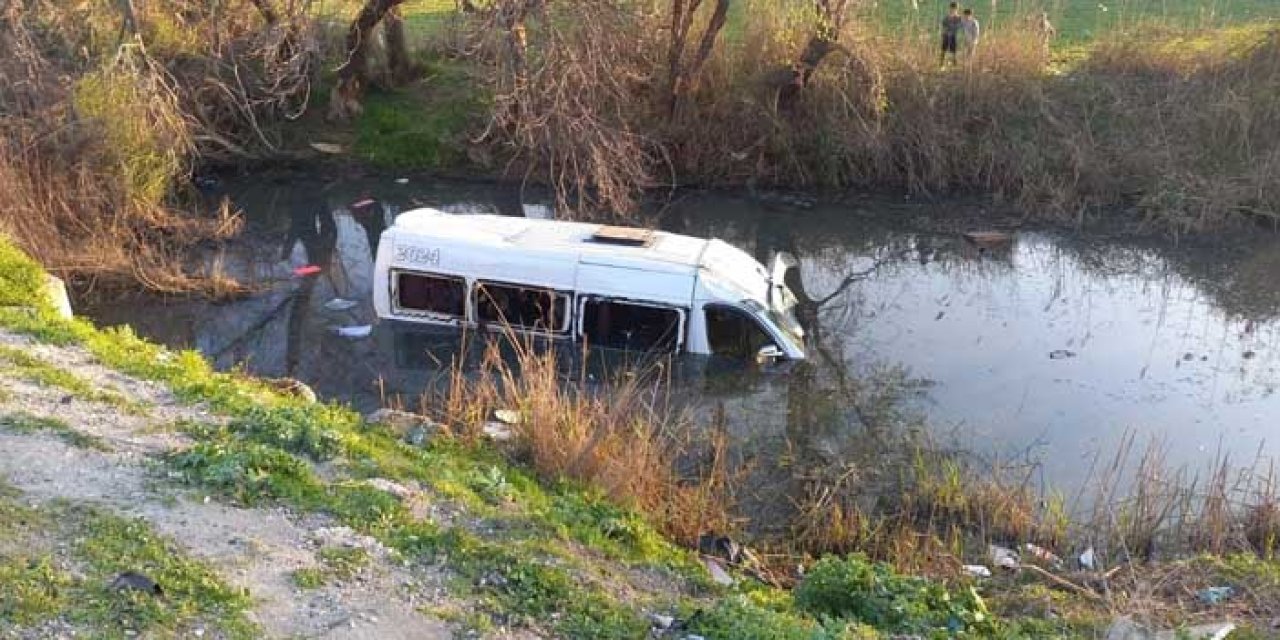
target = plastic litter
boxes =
[1022,543,1064,568]
[293,265,322,277]
[1079,546,1096,571]
[333,325,372,338]
[323,298,359,312]
[110,571,163,596]
[1197,586,1234,606]
[309,142,345,154]
[493,409,522,425]
[963,564,992,578]
[988,544,1019,570]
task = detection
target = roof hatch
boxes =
[589,226,654,247]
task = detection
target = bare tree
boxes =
[327,0,410,121]
[666,0,730,118]
[774,0,853,111]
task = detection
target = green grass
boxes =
[863,0,1280,45]
[0,411,111,451]
[0,238,46,308]
[0,344,147,414]
[0,493,256,638]
[355,62,483,170]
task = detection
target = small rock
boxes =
[702,558,734,586]
[364,409,442,441]
[963,564,991,578]
[109,571,163,597]
[648,613,675,630]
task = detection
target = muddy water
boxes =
[81,172,1280,491]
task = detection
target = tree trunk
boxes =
[249,0,279,26]
[117,0,138,45]
[328,0,406,121]
[774,0,850,112]
[499,0,544,121]
[384,5,415,84]
[665,0,729,119]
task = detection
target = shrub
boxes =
[793,554,995,635]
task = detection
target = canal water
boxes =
[81,171,1280,493]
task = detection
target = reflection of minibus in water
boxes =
[372,209,806,362]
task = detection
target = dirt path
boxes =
[0,330,452,639]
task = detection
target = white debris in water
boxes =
[963,564,992,578]
[333,325,372,338]
[323,298,359,312]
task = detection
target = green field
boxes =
[388,0,1280,46]
[876,0,1280,43]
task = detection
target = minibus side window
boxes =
[705,304,776,359]
[475,283,570,333]
[396,272,466,317]
[582,299,681,352]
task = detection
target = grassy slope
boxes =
[0,484,257,638]
[0,243,1098,638]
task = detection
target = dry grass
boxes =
[431,337,737,546]
[0,1,322,294]
[454,1,1279,232]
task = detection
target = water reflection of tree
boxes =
[283,204,337,377]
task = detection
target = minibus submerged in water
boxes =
[373,208,806,362]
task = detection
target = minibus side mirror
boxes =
[755,344,785,365]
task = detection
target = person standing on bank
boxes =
[940,2,962,67]
[961,8,981,62]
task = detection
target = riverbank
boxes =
[8,223,1280,637]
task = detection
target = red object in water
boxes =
[293,265,322,277]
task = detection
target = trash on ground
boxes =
[324,298,359,312]
[702,557,735,586]
[963,564,992,578]
[482,421,514,442]
[1022,543,1064,568]
[1079,546,1096,571]
[989,544,1019,570]
[110,571,163,596]
[333,325,373,338]
[309,142,345,154]
[292,265,322,277]
[1196,586,1234,605]
[647,613,676,631]
[493,409,522,425]
[1107,616,1237,640]
[1049,349,1077,360]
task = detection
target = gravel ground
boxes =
[0,329,454,639]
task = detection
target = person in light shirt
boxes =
[961,8,981,61]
